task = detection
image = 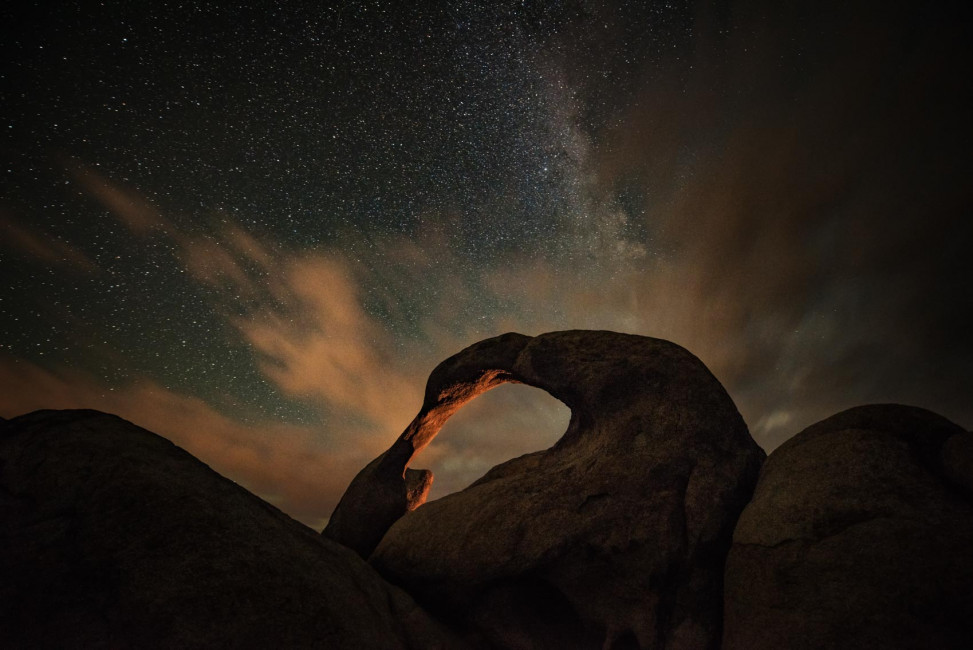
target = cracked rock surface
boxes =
[723,404,973,650]
[330,331,765,649]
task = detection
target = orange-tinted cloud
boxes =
[236,256,423,433]
[0,211,99,273]
[55,53,971,510]
[490,0,973,450]
[42,168,473,503]
[178,234,257,293]
[0,355,368,529]
[67,163,175,237]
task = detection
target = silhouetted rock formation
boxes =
[5,336,970,649]
[723,404,973,650]
[328,331,765,649]
[0,410,459,649]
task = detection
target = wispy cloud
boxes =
[0,211,99,273]
[0,355,364,528]
[67,163,175,237]
[520,0,973,447]
[40,168,545,510]
[237,255,424,432]
[14,1,972,519]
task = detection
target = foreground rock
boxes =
[723,404,973,650]
[328,330,765,649]
[0,410,459,649]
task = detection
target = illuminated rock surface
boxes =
[330,330,766,649]
[0,410,459,649]
[723,404,973,650]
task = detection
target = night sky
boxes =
[2,0,971,527]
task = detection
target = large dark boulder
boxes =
[327,330,765,649]
[0,410,460,649]
[723,404,973,649]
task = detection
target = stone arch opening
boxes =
[324,330,766,650]
[328,330,746,559]
[324,331,580,557]
[415,382,571,501]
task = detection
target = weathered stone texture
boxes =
[723,404,973,650]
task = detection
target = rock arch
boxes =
[324,332,547,558]
[324,330,765,648]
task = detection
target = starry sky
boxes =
[2,0,971,528]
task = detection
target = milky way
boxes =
[2,0,971,526]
